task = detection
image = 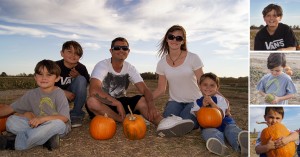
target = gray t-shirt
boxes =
[11,87,71,134]
[256,73,297,104]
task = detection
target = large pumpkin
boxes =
[89,113,116,140]
[123,105,146,140]
[261,123,296,157]
[196,107,222,128]
[0,116,8,133]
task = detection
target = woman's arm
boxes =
[152,74,167,99]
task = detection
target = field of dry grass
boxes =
[0,79,248,157]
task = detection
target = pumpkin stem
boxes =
[127,105,136,120]
[104,113,108,118]
[256,121,267,125]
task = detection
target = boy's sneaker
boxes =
[206,138,230,156]
[238,130,248,157]
[156,115,194,137]
[71,116,83,128]
[0,134,16,150]
[43,134,60,151]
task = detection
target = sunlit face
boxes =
[61,46,80,65]
[34,67,60,90]
[110,41,130,61]
[264,110,283,126]
[199,77,219,96]
[270,66,283,77]
[264,9,282,28]
[167,30,184,50]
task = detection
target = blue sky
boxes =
[250,106,300,132]
[250,0,300,26]
[0,0,248,77]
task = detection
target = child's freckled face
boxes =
[200,78,218,96]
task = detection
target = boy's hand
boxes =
[274,137,288,148]
[69,68,80,78]
[271,96,280,104]
[203,95,213,107]
[29,117,44,128]
[266,137,276,150]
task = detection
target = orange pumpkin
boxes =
[261,123,296,157]
[89,113,116,140]
[197,107,222,128]
[0,116,8,133]
[123,105,146,140]
[284,66,293,76]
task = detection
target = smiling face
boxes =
[110,41,130,61]
[34,67,60,92]
[61,45,81,67]
[167,30,184,51]
[199,77,219,96]
[264,9,282,28]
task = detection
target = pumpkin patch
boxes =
[123,105,147,140]
[197,107,222,128]
[260,123,296,157]
[89,113,116,140]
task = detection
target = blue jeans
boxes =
[6,115,67,150]
[201,124,242,152]
[68,75,87,118]
[163,101,198,129]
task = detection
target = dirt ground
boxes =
[250,53,300,104]
[0,80,248,157]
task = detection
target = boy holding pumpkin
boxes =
[191,72,248,156]
[256,53,296,104]
[87,37,194,137]
[255,107,298,156]
[0,59,70,150]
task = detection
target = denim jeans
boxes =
[6,115,66,150]
[163,101,199,129]
[68,75,87,118]
[201,124,242,152]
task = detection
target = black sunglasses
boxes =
[112,46,129,51]
[167,34,184,42]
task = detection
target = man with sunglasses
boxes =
[87,37,193,137]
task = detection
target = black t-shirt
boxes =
[254,23,298,50]
[55,59,90,90]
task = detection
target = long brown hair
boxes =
[157,25,187,58]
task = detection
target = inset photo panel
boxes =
[250,52,300,105]
[250,0,300,51]
[250,106,300,157]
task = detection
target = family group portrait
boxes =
[5,0,300,156]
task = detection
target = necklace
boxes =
[169,51,182,65]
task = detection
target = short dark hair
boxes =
[265,107,284,118]
[61,40,83,57]
[34,59,61,77]
[111,37,129,48]
[267,53,286,69]
[199,72,220,88]
[262,4,283,17]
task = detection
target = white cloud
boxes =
[0,0,248,50]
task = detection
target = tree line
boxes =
[250,24,300,30]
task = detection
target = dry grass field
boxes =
[0,79,248,157]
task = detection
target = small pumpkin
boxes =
[284,66,293,76]
[265,94,275,103]
[89,113,116,140]
[0,116,8,133]
[260,123,296,157]
[123,105,146,140]
[197,107,222,128]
